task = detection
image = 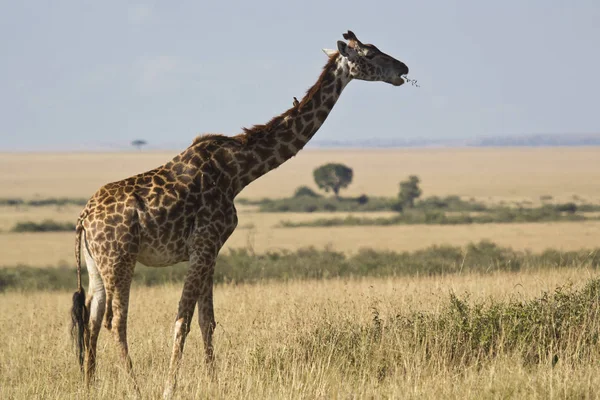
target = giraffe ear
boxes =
[322,48,337,57]
[337,41,358,60]
[337,41,349,57]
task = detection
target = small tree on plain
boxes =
[131,139,148,150]
[397,175,422,209]
[313,163,353,199]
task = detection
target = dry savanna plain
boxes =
[1,147,600,399]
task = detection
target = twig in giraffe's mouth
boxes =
[403,76,420,87]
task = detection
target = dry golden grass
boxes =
[1,267,598,399]
[2,148,600,203]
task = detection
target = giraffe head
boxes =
[336,30,409,86]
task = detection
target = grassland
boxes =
[1,148,600,398]
[2,268,600,399]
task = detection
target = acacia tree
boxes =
[131,139,147,150]
[313,163,353,199]
[397,175,422,209]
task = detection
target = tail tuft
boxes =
[71,288,89,371]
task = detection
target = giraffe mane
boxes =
[236,52,340,144]
[190,133,232,146]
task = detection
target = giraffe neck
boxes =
[233,53,351,193]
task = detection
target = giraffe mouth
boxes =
[387,76,406,86]
[390,77,405,86]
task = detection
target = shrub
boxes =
[323,203,337,212]
[397,175,422,209]
[293,186,321,198]
[0,198,24,206]
[0,197,88,207]
[11,220,75,233]
[279,206,594,228]
[555,202,578,213]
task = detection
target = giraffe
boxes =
[70,30,409,398]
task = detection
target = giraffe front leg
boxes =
[197,275,216,368]
[163,253,215,399]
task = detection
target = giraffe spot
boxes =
[137,187,152,197]
[313,92,322,108]
[301,122,315,137]
[278,144,295,160]
[292,138,306,149]
[280,130,295,142]
[316,111,328,123]
[172,162,185,176]
[302,113,314,122]
[162,195,176,207]
[266,157,279,170]
[254,145,271,161]
[104,227,116,241]
[178,175,192,185]
[169,200,185,218]
[106,214,124,226]
[153,175,166,186]
[325,98,335,109]
[137,176,152,186]
[174,182,188,195]
[121,232,133,243]
[155,208,168,225]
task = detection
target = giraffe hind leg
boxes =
[83,245,106,386]
[106,259,141,397]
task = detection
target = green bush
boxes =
[257,196,395,213]
[554,202,577,213]
[0,198,25,206]
[280,206,593,228]
[1,241,599,292]
[293,186,321,198]
[11,220,75,232]
[416,195,487,212]
[0,197,88,207]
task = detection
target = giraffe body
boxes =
[70,30,409,398]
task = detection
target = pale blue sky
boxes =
[1,1,599,151]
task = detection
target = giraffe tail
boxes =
[71,219,89,372]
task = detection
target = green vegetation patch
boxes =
[1,241,599,292]
[0,197,88,207]
[11,220,75,233]
[280,206,595,227]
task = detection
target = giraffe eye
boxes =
[365,52,376,59]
